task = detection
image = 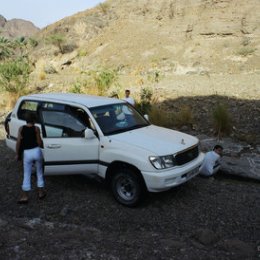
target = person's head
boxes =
[213,145,223,156]
[125,89,130,98]
[25,112,36,124]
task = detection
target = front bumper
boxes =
[142,152,204,192]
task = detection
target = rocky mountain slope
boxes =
[0,15,39,38]
[29,0,259,94]
[1,0,259,142]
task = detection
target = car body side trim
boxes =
[44,160,109,167]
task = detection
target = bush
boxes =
[46,34,66,54]
[148,105,174,128]
[39,71,46,80]
[99,3,110,14]
[44,65,57,74]
[174,105,194,128]
[237,47,256,56]
[109,90,119,99]
[77,49,88,57]
[147,70,161,83]
[69,81,83,94]
[62,43,77,54]
[28,37,38,48]
[0,37,14,60]
[212,103,232,138]
[0,58,30,94]
[94,68,118,95]
[135,87,153,114]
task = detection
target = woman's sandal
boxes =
[17,197,29,204]
[38,191,47,200]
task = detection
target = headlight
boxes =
[149,155,176,169]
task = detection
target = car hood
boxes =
[109,125,198,155]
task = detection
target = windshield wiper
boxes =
[105,128,127,135]
[104,123,149,136]
[126,123,149,131]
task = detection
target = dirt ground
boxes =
[0,114,259,260]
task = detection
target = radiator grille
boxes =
[175,145,199,165]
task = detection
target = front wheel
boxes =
[111,168,143,207]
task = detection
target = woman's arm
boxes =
[16,127,23,159]
[35,126,43,148]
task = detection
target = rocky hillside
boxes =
[0,0,259,142]
[28,0,259,94]
[0,15,39,38]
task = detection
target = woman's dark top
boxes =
[21,125,38,150]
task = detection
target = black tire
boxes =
[111,168,143,207]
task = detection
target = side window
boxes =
[41,103,91,138]
[17,100,40,122]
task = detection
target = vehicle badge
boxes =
[181,139,185,145]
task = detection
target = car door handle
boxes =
[47,144,61,149]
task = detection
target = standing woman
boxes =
[16,112,46,203]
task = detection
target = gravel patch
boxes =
[0,114,259,260]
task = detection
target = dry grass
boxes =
[236,47,256,56]
[212,103,232,138]
[148,105,174,128]
[39,71,46,80]
[173,105,194,128]
[1,92,20,111]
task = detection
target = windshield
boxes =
[90,103,150,135]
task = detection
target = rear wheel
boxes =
[111,168,143,207]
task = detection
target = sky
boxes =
[1,0,106,28]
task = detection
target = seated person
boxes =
[199,145,223,177]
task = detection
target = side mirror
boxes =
[84,128,96,139]
[144,114,149,121]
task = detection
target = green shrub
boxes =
[69,81,83,94]
[94,68,118,95]
[148,105,174,128]
[44,65,57,74]
[28,37,38,48]
[169,2,175,19]
[0,58,30,94]
[46,34,66,54]
[237,47,256,56]
[99,3,110,14]
[147,70,161,83]
[0,37,14,60]
[109,90,119,99]
[62,43,77,53]
[212,103,232,138]
[77,49,88,57]
[174,105,194,128]
[136,87,153,114]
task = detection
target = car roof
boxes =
[25,93,124,108]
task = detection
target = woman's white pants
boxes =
[22,147,44,191]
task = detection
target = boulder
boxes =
[192,228,219,246]
[219,239,255,259]
[199,136,260,180]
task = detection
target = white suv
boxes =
[5,93,204,206]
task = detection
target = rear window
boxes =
[17,100,40,122]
